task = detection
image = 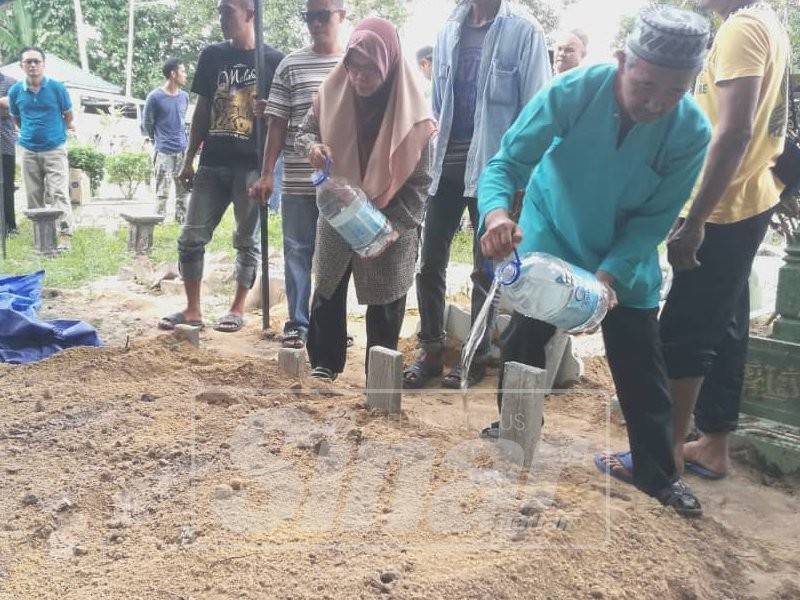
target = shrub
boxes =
[67,144,106,195]
[106,152,152,200]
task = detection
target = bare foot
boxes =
[683,435,730,477]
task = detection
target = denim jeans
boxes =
[415,165,494,360]
[178,165,261,288]
[281,194,319,336]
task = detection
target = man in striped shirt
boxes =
[250,0,345,349]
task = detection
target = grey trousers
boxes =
[20,144,73,234]
[154,151,189,223]
[177,165,261,289]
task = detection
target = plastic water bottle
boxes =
[311,162,396,258]
[496,251,609,333]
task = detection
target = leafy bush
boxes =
[106,152,152,200]
[67,144,106,195]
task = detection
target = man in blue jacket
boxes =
[478,7,712,517]
[405,0,551,390]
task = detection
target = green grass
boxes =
[1,220,129,288]
[450,229,474,265]
[1,208,473,288]
[1,208,284,289]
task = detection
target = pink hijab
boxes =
[314,17,436,209]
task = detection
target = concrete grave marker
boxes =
[278,348,306,380]
[544,332,570,391]
[174,324,200,348]
[121,213,164,255]
[499,362,546,468]
[554,336,584,388]
[366,346,403,414]
[24,208,63,257]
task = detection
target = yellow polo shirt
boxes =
[689,5,790,225]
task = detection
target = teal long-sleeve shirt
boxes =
[478,64,711,309]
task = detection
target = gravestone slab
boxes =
[741,336,800,428]
[278,348,306,379]
[24,208,63,257]
[121,213,164,255]
[544,332,569,391]
[174,324,200,348]
[554,336,584,388]
[366,346,403,414]
[499,362,546,468]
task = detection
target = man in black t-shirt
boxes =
[159,0,283,333]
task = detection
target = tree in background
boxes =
[0,0,56,57]
[0,0,412,98]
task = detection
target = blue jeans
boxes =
[178,166,261,288]
[281,194,319,336]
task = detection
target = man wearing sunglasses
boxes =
[8,47,74,251]
[250,0,346,350]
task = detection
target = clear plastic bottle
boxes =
[311,165,396,258]
[497,252,609,333]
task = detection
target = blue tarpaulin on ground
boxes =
[0,271,102,364]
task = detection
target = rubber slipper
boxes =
[214,313,245,333]
[594,451,634,485]
[685,461,727,481]
[159,311,204,331]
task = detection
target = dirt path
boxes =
[0,276,797,599]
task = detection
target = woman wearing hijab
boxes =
[297,17,436,382]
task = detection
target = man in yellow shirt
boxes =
[662,0,790,480]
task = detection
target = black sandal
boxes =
[480,421,500,440]
[442,362,487,389]
[310,367,337,383]
[403,359,443,390]
[280,328,306,349]
[655,479,703,518]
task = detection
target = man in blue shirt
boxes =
[404,0,551,391]
[8,48,74,248]
[142,58,190,223]
[478,7,712,517]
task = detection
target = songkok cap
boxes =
[626,5,710,70]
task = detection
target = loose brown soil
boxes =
[0,272,798,600]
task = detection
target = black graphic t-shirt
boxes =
[192,41,284,168]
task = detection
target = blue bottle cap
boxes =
[497,249,522,286]
[310,157,333,187]
[311,170,328,187]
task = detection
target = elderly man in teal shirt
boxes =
[478,6,712,517]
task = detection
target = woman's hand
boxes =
[308,143,333,170]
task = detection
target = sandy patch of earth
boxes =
[0,268,797,599]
